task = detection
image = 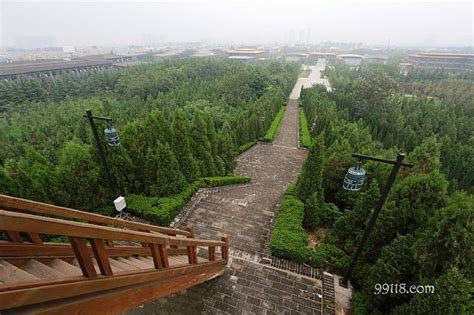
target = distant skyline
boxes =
[1,1,473,49]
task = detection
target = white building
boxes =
[337,54,364,66]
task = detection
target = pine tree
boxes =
[296,134,325,202]
[55,141,106,210]
[190,110,218,176]
[217,131,238,175]
[393,268,472,315]
[414,192,473,279]
[171,110,200,182]
[151,142,186,197]
[303,192,319,230]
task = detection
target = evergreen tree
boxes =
[303,192,319,230]
[407,136,442,174]
[55,141,105,210]
[363,234,418,312]
[296,134,325,202]
[190,110,218,176]
[150,142,186,197]
[171,110,200,182]
[414,192,474,279]
[393,268,473,315]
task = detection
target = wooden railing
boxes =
[0,195,228,312]
[0,194,191,237]
[0,209,228,279]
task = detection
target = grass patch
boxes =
[263,106,286,142]
[299,69,311,78]
[126,176,251,226]
[299,109,311,148]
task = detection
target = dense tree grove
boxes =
[0,59,299,212]
[324,64,474,191]
[295,81,473,314]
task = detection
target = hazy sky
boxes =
[1,1,473,48]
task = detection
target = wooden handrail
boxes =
[0,194,191,237]
[0,210,225,248]
[0,241,188,257]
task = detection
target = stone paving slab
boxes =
[128,258,323,315]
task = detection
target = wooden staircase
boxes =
[0,194,228,314]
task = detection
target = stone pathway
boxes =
[128,71,336,314]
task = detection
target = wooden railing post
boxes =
[221,236,229,262]
[69,237,97,278]
[186,224,197,264]
[186,224,194,238]
[5,231,22,242]
[149,243,169,269]
[94,222,114,247]
[90,239,113,276]
[208,246,216,261]
[139,229,151,248]
[169,233,178,249]
[25,232,42,244]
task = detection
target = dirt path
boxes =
[128,83,327,314]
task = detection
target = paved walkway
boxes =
[289,60,331,99]
[128,68,332,314]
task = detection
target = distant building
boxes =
[84,54,133,64]
[222,48,267,61]
[407,52,474,72]
[228,56,256,62]
[309,52,337,63]
[153,50,191,61]
[363,55,389,65]
[191,49,215,58]
[284,52,308,63]
[399,62,413,76]
[337,54,364,66]
[0,58,113,80]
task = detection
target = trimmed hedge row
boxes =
[270,189,310,263]
[202,176,251,187]
[126,176,251,226]
[263,107,286,142]
[239,141,257,154]
[299,109,312,148]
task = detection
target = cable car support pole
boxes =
[84,109,118,199]
[341,152,413,286]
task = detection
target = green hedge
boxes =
[263,107,286,142]
[239,141,257,154]
[299,109,312,148]
[126,176,251,226]
[202,176,251,187]
[270,193,310,263]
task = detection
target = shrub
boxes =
[202,176,251,187]
[286,183,298,196]
[316,202,342,227]
[310,243,350,272]
[351,292,371,315]
[270,194,309,263]
[238,141,257,154]
[127,176,251,226]
[299,109,311,148]
[263,107,286,142]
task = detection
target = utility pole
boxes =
[341,152,414,286]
